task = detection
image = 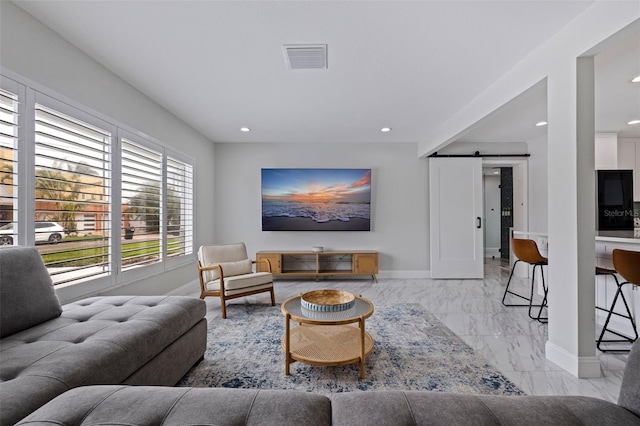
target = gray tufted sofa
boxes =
[4,247,640,426]
[15,337,640,425]
[0,246,207,425]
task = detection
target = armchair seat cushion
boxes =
[205,272,273,295]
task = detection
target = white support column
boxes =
[575,57,599,367]
[545,56,600,378]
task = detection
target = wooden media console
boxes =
[256,250,378,282]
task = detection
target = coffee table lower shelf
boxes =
[282,324,374,379]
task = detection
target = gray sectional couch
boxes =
[0,247,207,425]
[3,246,640,425]
[13,339,640,426]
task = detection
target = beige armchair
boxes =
[197,243,275,319]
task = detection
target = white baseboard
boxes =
[377,270,431,279]
[545,341,602,378]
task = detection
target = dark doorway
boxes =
[500,167,513,260]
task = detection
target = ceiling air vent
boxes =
[282,44,327,70]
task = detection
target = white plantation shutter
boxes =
[1,72,195,293]
[0,89,19,244]
[35,103,112,285]
[167,156,193,257]
[121,137,163,269]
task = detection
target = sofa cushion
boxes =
[0,246,62,338]
[331,391,640,425]
[0,295,206,425]
[16,386,333,426]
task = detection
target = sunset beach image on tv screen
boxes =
[261,168,371,231]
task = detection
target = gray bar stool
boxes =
[501,238,548,323]
[596,249,639,352]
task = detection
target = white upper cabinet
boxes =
[617,138,640,201]
[595,133,619,169]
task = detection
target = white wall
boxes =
[527,136,548,233]
[213,142,429,275]
[1,2,216,300]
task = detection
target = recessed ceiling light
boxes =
[240,127,251,132]
[631,75,640,83]
[628,120,640,125]
[380,127,392,132]
[535,121,548,127]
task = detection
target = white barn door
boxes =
[429,157,484,279]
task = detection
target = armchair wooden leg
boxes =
[220,298,227,319]
[270,287,276,306]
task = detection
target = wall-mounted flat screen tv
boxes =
[261,168,371,231]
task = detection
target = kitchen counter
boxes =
[596,230,640,244]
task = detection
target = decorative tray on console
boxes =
[301,289,356,312]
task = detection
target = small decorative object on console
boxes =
[301,289,356,312]
[312,246,323,252]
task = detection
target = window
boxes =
[121,137,163,270]
[167,156,194,258]
[34,103,112,285]
[2,71,195,293]
[0,89,18,244]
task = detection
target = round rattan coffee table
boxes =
[281,293,374,379]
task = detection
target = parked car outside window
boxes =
[0,222,65,245]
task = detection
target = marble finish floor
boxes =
[198,258,629,402]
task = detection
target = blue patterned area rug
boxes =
[178,303,524,396]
